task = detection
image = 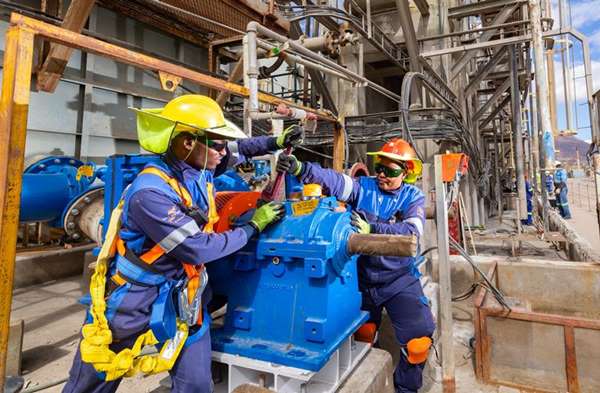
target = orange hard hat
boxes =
[367,138,422,184]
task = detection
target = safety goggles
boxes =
[374,163,406,178]
[200,138,227,152]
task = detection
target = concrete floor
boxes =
[7,208,577,392]
[10,275,515,393]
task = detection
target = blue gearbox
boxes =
[209,196,368,371]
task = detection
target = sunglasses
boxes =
[200,139,227,152]
[374,163,406,178]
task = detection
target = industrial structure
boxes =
[1,0,600,392]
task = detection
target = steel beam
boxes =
[473,78,511,121]
[465,47,507,97]
[36,0,96,92]
[450,4,518,79]
[396,0,421,72]
[413,0,430,17]
[0,26,35,388]
[510,45,528,222]
[448,0,526,19]
[480,95,510,130]
[12,14,334,121]
[434,155,455,393]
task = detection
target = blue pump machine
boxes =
[20,156,97,226]
[209,195,368,371]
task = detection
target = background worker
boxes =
[554,161,572,219]
[63,95,302,393]
[277,138,435,393]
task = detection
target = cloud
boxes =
[551,58,600,106]
[562,0,600,29]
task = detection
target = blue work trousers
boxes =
[362,279,436,393]
[62,329,212,393]
[556,185,572,219]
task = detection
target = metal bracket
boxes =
[158,71,182,92]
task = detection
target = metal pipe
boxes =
[257,40,357,82]
[530,0,556,170]
[510,45,528,222]
[246,22,402,103]
[347,233,417,257]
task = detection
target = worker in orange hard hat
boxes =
[277,138,435,393]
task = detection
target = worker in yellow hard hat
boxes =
[63,95,303,392]
[277,138,434,393]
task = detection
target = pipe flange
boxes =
[24,156,84,174]
[63,187,104,244]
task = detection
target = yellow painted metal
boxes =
[0,26,35,387]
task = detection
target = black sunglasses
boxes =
[374,163,405,178]
[201,139,227,152]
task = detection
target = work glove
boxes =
[276,125,304,149]
[350,211,371,234]
[249,202,285,232]
[276,153,302,176]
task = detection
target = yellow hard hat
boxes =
[131,95,247,154]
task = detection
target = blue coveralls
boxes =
[63,136,278,393]
[521,180,533,225]
[554,168,571,219]
[298,163,435,393]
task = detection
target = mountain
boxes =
[555,135,590,166]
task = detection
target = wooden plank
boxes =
[36,0,96,92]
[564,325,580,393]
[332,123,346,172]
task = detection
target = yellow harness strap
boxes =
[80,200,189,381]
[81,167,219,381]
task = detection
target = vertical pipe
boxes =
[529,88,540,189]
[245,25,259,136]
[510,46,528,222]
[470,176,480,227]
[530,0,555,233]
[546,49,558,134]
[0,27,35,388]
[578,33,600,235]
[434,155,455,393]
[530,0,556,169]
[494,119,504,220]
[561,40,574,132]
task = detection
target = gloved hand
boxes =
[276,153,302,176]
[351,211,371,234]
[276,125,304,149]
[249,202,285,232]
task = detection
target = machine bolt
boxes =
[272,257,280,265]
[72,233,81,240]
[71,208,80,216]
[67,222,76,229]
[83,197,91,204]
[54,158,61,164]
[69,159,76,164]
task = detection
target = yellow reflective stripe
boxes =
[140,167,193,207]
[204,182,219,233]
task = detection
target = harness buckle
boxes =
[177,268,209,326]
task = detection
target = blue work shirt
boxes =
[299,162,426,306]
[554,168,568,185]
[107,136,277,339]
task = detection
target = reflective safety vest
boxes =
[80,166,219,381]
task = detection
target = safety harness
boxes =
[80,166,219,381]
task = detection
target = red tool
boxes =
[261,145,292,202]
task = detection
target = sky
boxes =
[548,0,600,142]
